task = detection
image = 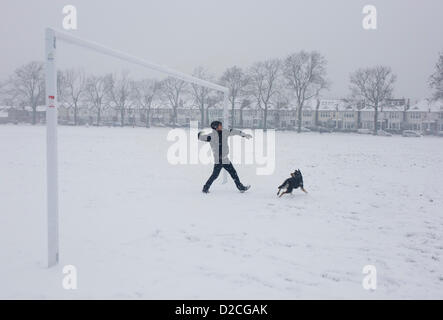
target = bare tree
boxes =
[429,51,443,100]
[350,66,396,135]
[220,66,249,128]
[85,74,111,126]
[62,69,87,125]
[283,51,328,133]
[107,72,133,127]
[160,77,188,127]
[247,59,281,130]
[9,61,45,124]
[132,79,160,128]
[191,67,213,128]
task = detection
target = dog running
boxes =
[277,169,308,197]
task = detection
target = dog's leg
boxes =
[301,187,308,194]
[277,188,281,196]
[279,191,288,198]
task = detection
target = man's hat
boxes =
[211,121,222,130]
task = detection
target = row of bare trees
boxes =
[220,51,395,133]
[219,52,329,132]
[57,70,166,127]
[1,51,442,133]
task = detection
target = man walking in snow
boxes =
[198,121,252,193]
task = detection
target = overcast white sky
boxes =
[0,0,442,100]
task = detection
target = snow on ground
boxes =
[0,124,442,299]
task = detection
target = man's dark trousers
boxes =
[204,162,243,190]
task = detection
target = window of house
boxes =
[410,112,421,119]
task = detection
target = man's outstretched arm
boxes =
[228,129,252,139]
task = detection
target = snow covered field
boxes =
[1,125,442,299]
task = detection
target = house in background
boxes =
[357,98,408,133]
[379,98,408,132]
[7,105,46,124]
[3,98,443,136]
[407,99,443,134]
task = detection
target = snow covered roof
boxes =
[316,99,355,111]
[409,99,443,112]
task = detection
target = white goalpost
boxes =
[45,28,229,267]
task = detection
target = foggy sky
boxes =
[0,0,442,100]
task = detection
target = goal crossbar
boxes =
[54,29,228,92]
[45,28,229,267]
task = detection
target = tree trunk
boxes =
[146,108,151,128]
[297,105,303,133]
[240,108,244,128]
[97,108,101,126]
[32,105,37,125]
[263,106,268,131]
[315,99,321,127]
[200,105,204,129]
[74,105,78,126]
[373,104,378,135]
[231,99,235,129]
[172,106,177,128]
[315,106,319,128]
[357,110,361,129]
[205,107,210,127]
[121,108,125,127]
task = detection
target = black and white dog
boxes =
[277,169,308,197]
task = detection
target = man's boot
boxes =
[236,183,250,193]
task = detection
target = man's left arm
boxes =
[228,129,252,139]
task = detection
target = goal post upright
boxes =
[45,28,59,267]
[44,27,229,267]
